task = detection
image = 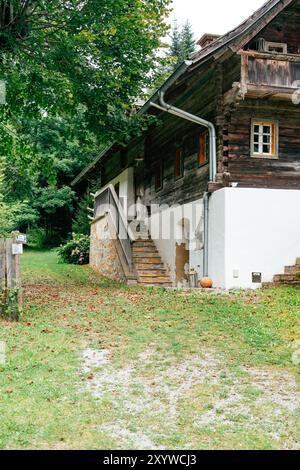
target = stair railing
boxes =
[92,184,135,270]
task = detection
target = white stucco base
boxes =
[209,188,300,289]
[147,188,300,289]
[148,200,204,287]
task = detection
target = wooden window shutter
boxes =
[175,149,183,179]
[199,131,209,166]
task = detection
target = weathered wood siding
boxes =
[257,0,300,55]
[144,123,209,207]
[144,61,222,207]
[224,99,300,189]
[247,57,300,87]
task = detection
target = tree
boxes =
[72,192,93,236]
[0,157,38,236]
[181,21,196,59]
[0,1,172,242]
[169,20,182,63]
[168,19,196,70]
[0,1,172,153]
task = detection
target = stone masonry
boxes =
[90,216,126,282]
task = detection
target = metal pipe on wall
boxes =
[149,92,217,278]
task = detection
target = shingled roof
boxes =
[190,0,294,64]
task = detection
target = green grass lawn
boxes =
[0,249,299,450]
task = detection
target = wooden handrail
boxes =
[93,184,136,241]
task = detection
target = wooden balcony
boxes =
[240,51,300,100]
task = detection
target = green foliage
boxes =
[0,0,172,243]
[33,187,75,215]
[0,287,20,321]
[0,0,172,160]
[57,233,90,265]
[0,201,39,237]
[27,228,68,249]
[181,21,196,58]
[1,158,37,236]
[72,193,92,236]
[168,20,196,70]
[26,228,48,249]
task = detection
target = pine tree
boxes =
[169,20,182,64]
[181,21,196,59]
[72,192,93,236]
[168,20,196,70]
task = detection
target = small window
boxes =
[174,149,184,179]
[199,130,209,166]
[154,161,163,192]
[251,120,278,158]
[265,42,287,54]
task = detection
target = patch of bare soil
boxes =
[81,348,299,450]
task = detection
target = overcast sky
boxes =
[171,0,267,39]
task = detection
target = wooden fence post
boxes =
[0,237,22,321]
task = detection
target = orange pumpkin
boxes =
[200,277,213,289]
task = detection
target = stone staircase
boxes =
[132,239,173,287]
[267,258,300,287]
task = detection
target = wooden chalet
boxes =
[73,0,300,289]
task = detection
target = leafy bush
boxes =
[27,228,64,249]
[57,234,90,265]
[26,228,48,248]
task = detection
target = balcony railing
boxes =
[240,51,300,91]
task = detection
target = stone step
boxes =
[134,232,150,239]
[264,281,300,288]
[132,246,159,253]
[137,270,167,277]
[134,263,165,270]
[133,240,157,248]
[273,272,300,283]
[133,252,160,260]
[132,235,172,287]
[138,276,171,283]
[284,266,300,274]
[133,253,162,261]
[138,279,173,286]
[138,283,172,288]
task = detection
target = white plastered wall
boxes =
[209,188,300,289]
[148,200,204,286]
[103,167,135,219]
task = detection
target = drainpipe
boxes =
[150,93,217,183]
[150,92,217,278]
[203,192,210,277]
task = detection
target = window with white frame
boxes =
[251,121,278,158]
[265,41,287,54]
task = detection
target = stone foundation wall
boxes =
[90,216,126,282]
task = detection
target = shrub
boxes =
[57,233,90,265]
[26,228,48,248]
[27,228,64,249]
